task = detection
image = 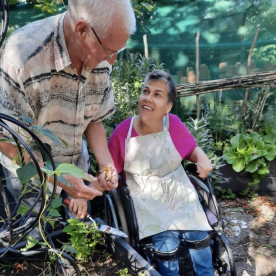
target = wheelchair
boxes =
[104,163,237,276]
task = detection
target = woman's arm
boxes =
[186,146,213,178]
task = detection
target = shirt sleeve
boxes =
[169,114,197,159]
[90,63,115,123]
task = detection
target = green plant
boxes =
[116,268,132,276]
[262,106,276,136]
[108,52,164,132]
[208,102,242,146]
[185,114,226,192]
[62,218,101,262]
[221,188,236,200]
[223,131,276,193]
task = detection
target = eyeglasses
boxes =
[89,25,126,59]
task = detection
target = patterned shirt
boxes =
[0,12,115,164]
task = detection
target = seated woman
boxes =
[108,70,214,276]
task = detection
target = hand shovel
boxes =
[63,198,128,238]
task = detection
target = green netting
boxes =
[128,0,276,85]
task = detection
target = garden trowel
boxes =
[63,198,128,238]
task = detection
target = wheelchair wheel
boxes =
[212,233,237,276]
[105,189,130,243]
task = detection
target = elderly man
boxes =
[0,0,136,212]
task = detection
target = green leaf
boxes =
[232,158,245,172]
[246,160,259,173]
[140,2,154,11]
[230,135,240,148]
[16,205,29,216]
[51,197,63,208]
[47,219,56,229]
[16,162,38,184]
[22,235,39,251]
[20,115,33,124]
[258,168,269,175]
[31,125,62,146]
[55,164,90,181]
[63,225,74,232]
[49,209,61,217]
[62,244,77,253]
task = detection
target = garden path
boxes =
[219,196,276,276]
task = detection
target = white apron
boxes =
[124,117,212,240]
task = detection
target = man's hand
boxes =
[97,166,118,191]
[60,174,103,200]
[69,198,88,219]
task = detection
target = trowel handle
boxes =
[63,198,88,217]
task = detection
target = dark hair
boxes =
[143,70,177,104]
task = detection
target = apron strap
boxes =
[127,116,135,139]
[127,115,168,139]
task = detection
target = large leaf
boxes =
[232,158,245,172]
[62,244,77,254]
[49,209,61,217]
[31,125,62,146]
[16,162,38,184]
[222,150,238,164]
[55,164,90,181]
[51,197,63,209]
[245,160,259,173]
[230,135,241,148]
[20,115,33,124]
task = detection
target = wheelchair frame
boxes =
[105,164,237,276]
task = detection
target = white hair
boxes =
[68,0,136,38]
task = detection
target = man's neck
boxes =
[63,13,84,77]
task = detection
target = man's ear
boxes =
[75,20,89,39]
[166,102,173,114]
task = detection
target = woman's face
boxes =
[138,80,173,122]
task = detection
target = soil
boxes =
[1,196,276,276]
[218,196,276,276]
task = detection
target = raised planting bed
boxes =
[220,161,276,196]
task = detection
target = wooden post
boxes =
[196,31,200,120]
[143,34,148,58]
[243,28,260,123]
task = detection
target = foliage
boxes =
[221,188,236,200]
[223,131,276,193]
[184,114,226,192]
[106,52,164,134]
[34,0,61,15]
[33,0,156,22]
[62,218,101,261]
[8,0,20,5]
[208,101,242,146]
[262,106,276,136]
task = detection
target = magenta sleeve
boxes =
[169,114,197,159]
[108,118,131,173]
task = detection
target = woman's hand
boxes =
[196,159,213,178]
[97,166,118,190]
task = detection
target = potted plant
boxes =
[222,130,276,197]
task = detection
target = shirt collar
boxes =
[54,12,72,72]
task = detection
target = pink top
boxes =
[108,114,197,173]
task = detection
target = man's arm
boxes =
[186,146,213,178]
[85,121,118,190]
